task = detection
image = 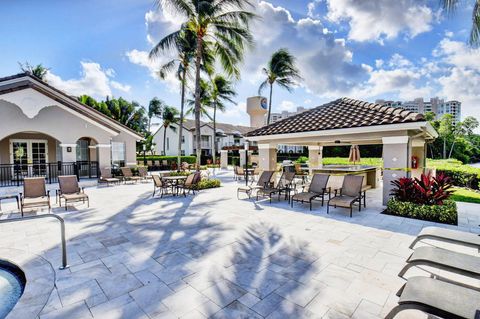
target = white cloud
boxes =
[326,0,433,43]
[279,100,297,112]
[44,62,130,99]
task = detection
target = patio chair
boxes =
[57,175,89,211]
[162,160,168,169]
[398,246,480,281]
[137,166,153,182]
[181,162,190,171]
[120,167,142,184]
[256,171,296,203]
[234,166,245,180]
[20,177,50,216]
[99,168,121,186]
[178,172,201,196]
[409,226,480,250]
[237,170,274,199]
[385,276,480,319]
[326,175,364,217]
[152,174,173,198]
[291,174,331,210]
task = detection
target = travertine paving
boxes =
[0,170,478,319]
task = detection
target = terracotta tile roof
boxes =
[245,97,425,137]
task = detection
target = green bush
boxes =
[168,171,190,176]
[322,157,383,166]
[136,155,196,164]
[386,199,457,225]
[427,159,480,190]
[197,178,221,189]
[295,156,309,164]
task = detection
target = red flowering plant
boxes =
[390,173,453,205]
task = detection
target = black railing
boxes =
[0,161,99,187]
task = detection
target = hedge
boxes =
[197,179,221,189]
[427,159,480,190]
[136,155,196,164]
[386,199,457,225]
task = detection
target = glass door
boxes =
[10,140,49,178]
[31,141,48,176]
[11,141,29,178]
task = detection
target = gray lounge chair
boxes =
[121,167,142,184]
[256,171,296,203]
[385,276,480,319]
[398,246,480,281]
[138,166,153,182]
[99,168,121,186]
[409,226,480,249]
[152,175,172,198]
[291,174,330,210]
[237,170,274,199]
[326,175,364,217]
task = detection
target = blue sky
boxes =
[0,0,477,126]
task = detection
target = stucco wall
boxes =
[153,123,194,156]
[0,133,58,164]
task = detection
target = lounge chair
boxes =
[398,246,480,280]
[152,174,173,198]
[409,226,480,249]
[291,174,330,210]
[385,276,480,319]
[326,175,364,217]
[256,171,295,203]
[178,172,201,196]
[20,177,50,216]
[57,175,89,211]
[120,167,142,184]
[99,168,121,186]
[138,166,152,182]
[237,170,274,199]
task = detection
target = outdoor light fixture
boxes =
[244,141,249,186]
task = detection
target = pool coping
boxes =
[0,248,55,319]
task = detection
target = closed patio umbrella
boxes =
[348,145,361,164]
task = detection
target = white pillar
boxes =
[60,143,77,162]
[220,150,228,169]
[96,144,112,169]
[258,144,277,172]
[382,136,411,205]
[308,145,323,170]
[411,139,426,179]
[239,150,247,167]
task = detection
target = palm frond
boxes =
[156,0,195,17]
[258,80,268,95]
[158,60,178,79]
[470,0,480,47]
[149,30,181,58]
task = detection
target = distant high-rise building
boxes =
[268,106,307,124]
[375,97,461,124]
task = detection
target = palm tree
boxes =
[150,27,197,169]
[160,106,180,155]
[209,75,236,165]
[154,0,256,168]
[147,98,165,133]
[441,0,480,47]
[259,48,302,125]
[19,62,50,80]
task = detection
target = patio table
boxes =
[0,194,20,211]
[162,176,188,195]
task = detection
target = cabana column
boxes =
[258,143,277,172]
[382,136,411,205]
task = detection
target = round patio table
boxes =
[162,175,188,196]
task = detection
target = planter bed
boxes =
[384,199,457,225]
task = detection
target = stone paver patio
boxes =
[0,170,479,319]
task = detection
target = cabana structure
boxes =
[245,98,438,205]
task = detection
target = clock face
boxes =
[260,98,268,109]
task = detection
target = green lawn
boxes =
[451,187,480,204]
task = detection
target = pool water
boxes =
[0,263,25,319]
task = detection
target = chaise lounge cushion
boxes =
[291,192,320,201]
[412,226,480,248]
[22,197,49,207]
[398,276,480,319]
[62,193,88,201]
[328,195,357,208]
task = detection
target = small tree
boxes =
[19,62,50,80]
[161,106,180,156]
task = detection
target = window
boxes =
[181,136,185,143]
[111,142,125,166]
[181,150,185,156]
[76,139,89,162]
[166,137,170,151]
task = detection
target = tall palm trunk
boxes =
[163,125,167,155]
[177,68,186,170]
[194,36,203,170]
[443,139,447,159]
[267,82,273,125]
[448,139,456,159]
[212,101,217,166]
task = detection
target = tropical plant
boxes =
[150,27,199,169]
[160,106,180,155]
[186,78,213,119]
[390,173,453,205]
[390,177,416,202]
[440,0,480,47]
[209,74,236,165]
[258,48,302,124]
[147,98,165,133]
[154,0,256,167]
[19,62,50,80]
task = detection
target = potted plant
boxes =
[387,173,457,224]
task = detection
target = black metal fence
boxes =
[0,161,99,187]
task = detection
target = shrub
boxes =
[390,173,453,205]
[169,171,190,177]
[386,199,457,225]
[295,156,309,164]
[427,159,480,190]
[197,178,221,189]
